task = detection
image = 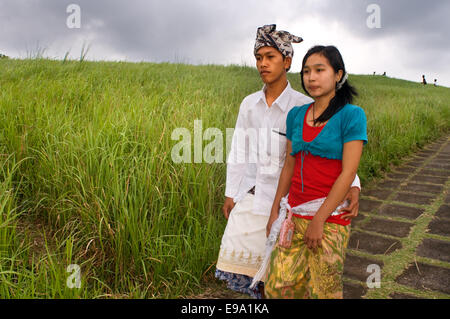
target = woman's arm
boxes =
[266,140,296,237]
[304,140,364,250]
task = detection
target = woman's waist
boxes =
[288,185,332,207]
[284,195,348,217]
[291,213,351,226]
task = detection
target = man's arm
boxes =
[350,174,361,190]
[223,101,248,218]
[338,174,361,220]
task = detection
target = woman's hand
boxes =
[304,219,325,251]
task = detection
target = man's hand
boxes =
[222,197,235,219]
[339,186,360,221]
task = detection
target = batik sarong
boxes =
[265,217,350,299]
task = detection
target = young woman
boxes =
[264,45,368,299]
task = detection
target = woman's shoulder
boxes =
[337,104,367,121]
[340,103,365,113]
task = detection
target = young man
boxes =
[215,24,361,299]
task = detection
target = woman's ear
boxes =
[336,69,344,82]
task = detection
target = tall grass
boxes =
[0,59,448,298]
[0,155,104,298]
[0,155,22,297]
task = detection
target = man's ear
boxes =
[284,56,292,72]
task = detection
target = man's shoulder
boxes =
[287,89,313,110]
[241,90,263,105]
[239,86,313,111]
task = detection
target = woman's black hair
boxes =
[300,45,357,125]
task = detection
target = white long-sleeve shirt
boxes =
[225,82,360,216]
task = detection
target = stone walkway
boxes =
[343,134,450,299]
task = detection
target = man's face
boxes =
[255,46,291,85]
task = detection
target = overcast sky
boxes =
[1,0,449,87]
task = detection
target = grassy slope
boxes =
[0,59,449,298]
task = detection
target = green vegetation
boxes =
[0,58,449,298]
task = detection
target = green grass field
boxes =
[0,58,449,298]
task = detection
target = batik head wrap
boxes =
[254,24,303,58]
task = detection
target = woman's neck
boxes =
[313,91,335,116]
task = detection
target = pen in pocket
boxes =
[272,130,286,136]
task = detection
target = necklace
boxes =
[312,104,316,126]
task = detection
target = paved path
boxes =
[343,134,450,299]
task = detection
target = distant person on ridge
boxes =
[422,75,427,85]
[434,79,437,87]
[215,24,362,299]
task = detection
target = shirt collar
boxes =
[258,81,293,113]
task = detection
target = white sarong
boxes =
[216,193,270,279]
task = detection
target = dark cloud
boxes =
[318,0,450,78]
[1,0,269,62]
[0,0,448,85]
[294,0,450,45]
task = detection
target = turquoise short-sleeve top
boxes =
[286,103,368,159]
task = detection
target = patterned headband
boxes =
[254,24,303,58]
[336,72,349,90]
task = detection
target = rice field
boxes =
[0,58,449,298]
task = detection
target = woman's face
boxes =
[302,53,342,99]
